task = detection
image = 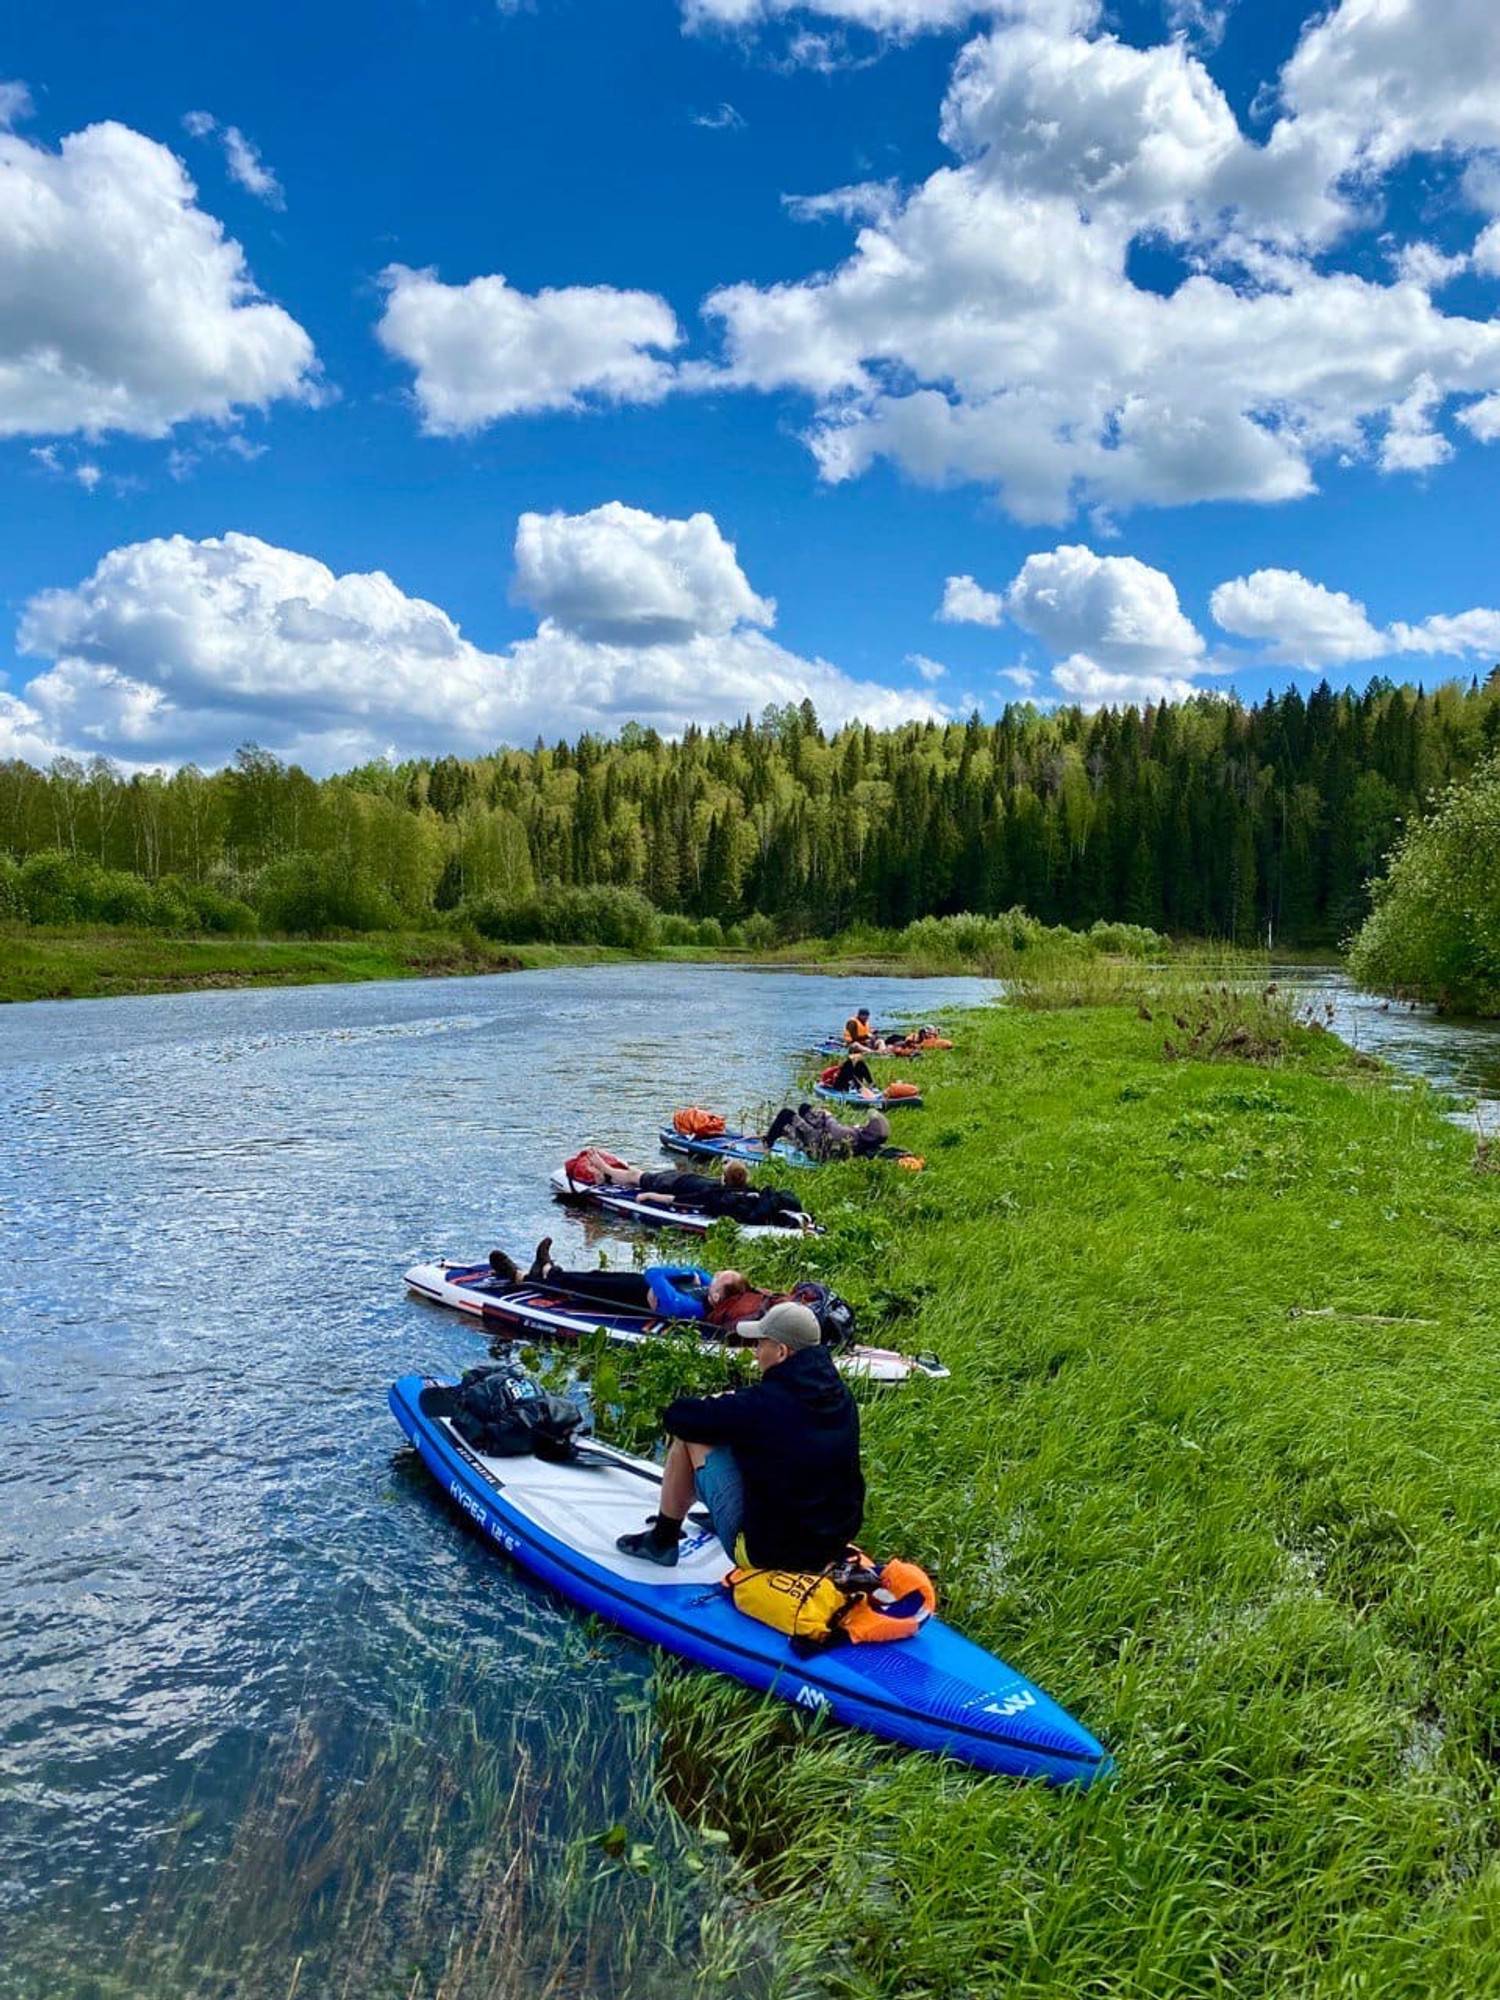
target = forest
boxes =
[3,674,1498,948]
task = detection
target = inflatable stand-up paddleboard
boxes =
[812,1038,926,1059]
[813,1082,925,1109]
[390,1372,1112,1787]
[658,1126,814,1168]
[404,1261,949,1385]
[549,1167,821,1238]
[658,1126,922,1170]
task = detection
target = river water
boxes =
[1270,965,1500,1125]
[0,963,995,1996]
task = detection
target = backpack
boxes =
[790,1280,857,1349]
[449,1366,584,1461]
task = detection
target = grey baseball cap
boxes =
[742,1300,821,1351]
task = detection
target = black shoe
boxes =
[488,1250,520,1282]
[615,1528,679,1568]
[526,1237,554,1282]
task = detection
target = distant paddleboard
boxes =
[549,1168,820,1237]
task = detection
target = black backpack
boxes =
[790,1280,857,1350]
[449,1366,584,1461]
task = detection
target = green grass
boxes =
[609,988,1500,1997]
[0,926,548,1001]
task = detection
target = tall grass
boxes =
[6,1644,824,2000]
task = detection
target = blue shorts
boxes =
[693,1447,745,1559]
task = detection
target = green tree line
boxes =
[3,675,1498,944]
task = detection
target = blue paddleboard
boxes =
[389,1374,1111,1787]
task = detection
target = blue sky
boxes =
[2,0,1499,773]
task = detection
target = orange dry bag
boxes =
[673,1106,727,1137]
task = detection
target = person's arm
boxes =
[662,1381,765,1445]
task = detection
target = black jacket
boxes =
[662,1345,863,1570]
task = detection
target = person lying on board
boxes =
[765,1104,891,1162]
[486,1247,796,1330]
[594,1157,807,1226]
[614,1299,865,1571]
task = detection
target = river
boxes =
[0,963,994,1998]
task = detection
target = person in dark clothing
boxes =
[596,1157,807,1226]
[487,1247,778,1327]
[830,1055,877,1092]
[765,1103,890,1160]
[615,1299,864,1571]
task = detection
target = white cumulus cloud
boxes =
[377,265,681,432]
[939,574,1006,625]
[682,0,1011,33]
[12,517,942,773]
[1006,544,1205,668]
[1210,568,1384,664]
[1211,565,1500,668]
[998,545,1208,706]
[698,0,1500,522]
[512,502,774,644]
[0,120,317,439]
[0,79,33,126]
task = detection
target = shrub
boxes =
[157,876,258,935]
[1087,919,1167,958]
[458,884,660,951]
[17,850,85,924]
[0,853,25,920]
[255,853,401,935]
[1348,755,1500,1015]
[737,911,779,951]
[656,914,700,946]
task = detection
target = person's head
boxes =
[723,1160,750,1191]
[862,1112,890,1145]
[707,1269,749,1306]
[741,1299,822,1371]
[857,1008,870,1024]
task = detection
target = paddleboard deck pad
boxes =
[549,1168,820,1237]
[389,1372,1111,1787]
[404,1261,948,1384]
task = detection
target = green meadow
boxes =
[14,974,1500,1999]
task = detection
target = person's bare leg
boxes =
[658,1438,709,1520]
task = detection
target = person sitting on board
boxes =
[615,1299,864,1570]
[764,1103,891,1162]
[827,1053,878,1092]
[595,1158,807,1227]
[843,1006,887,1050]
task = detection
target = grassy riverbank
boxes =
[662,985,1500,1997]
[0,917,1341,1005]
[16,979,1499,1999]
[0,926,559,1001]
